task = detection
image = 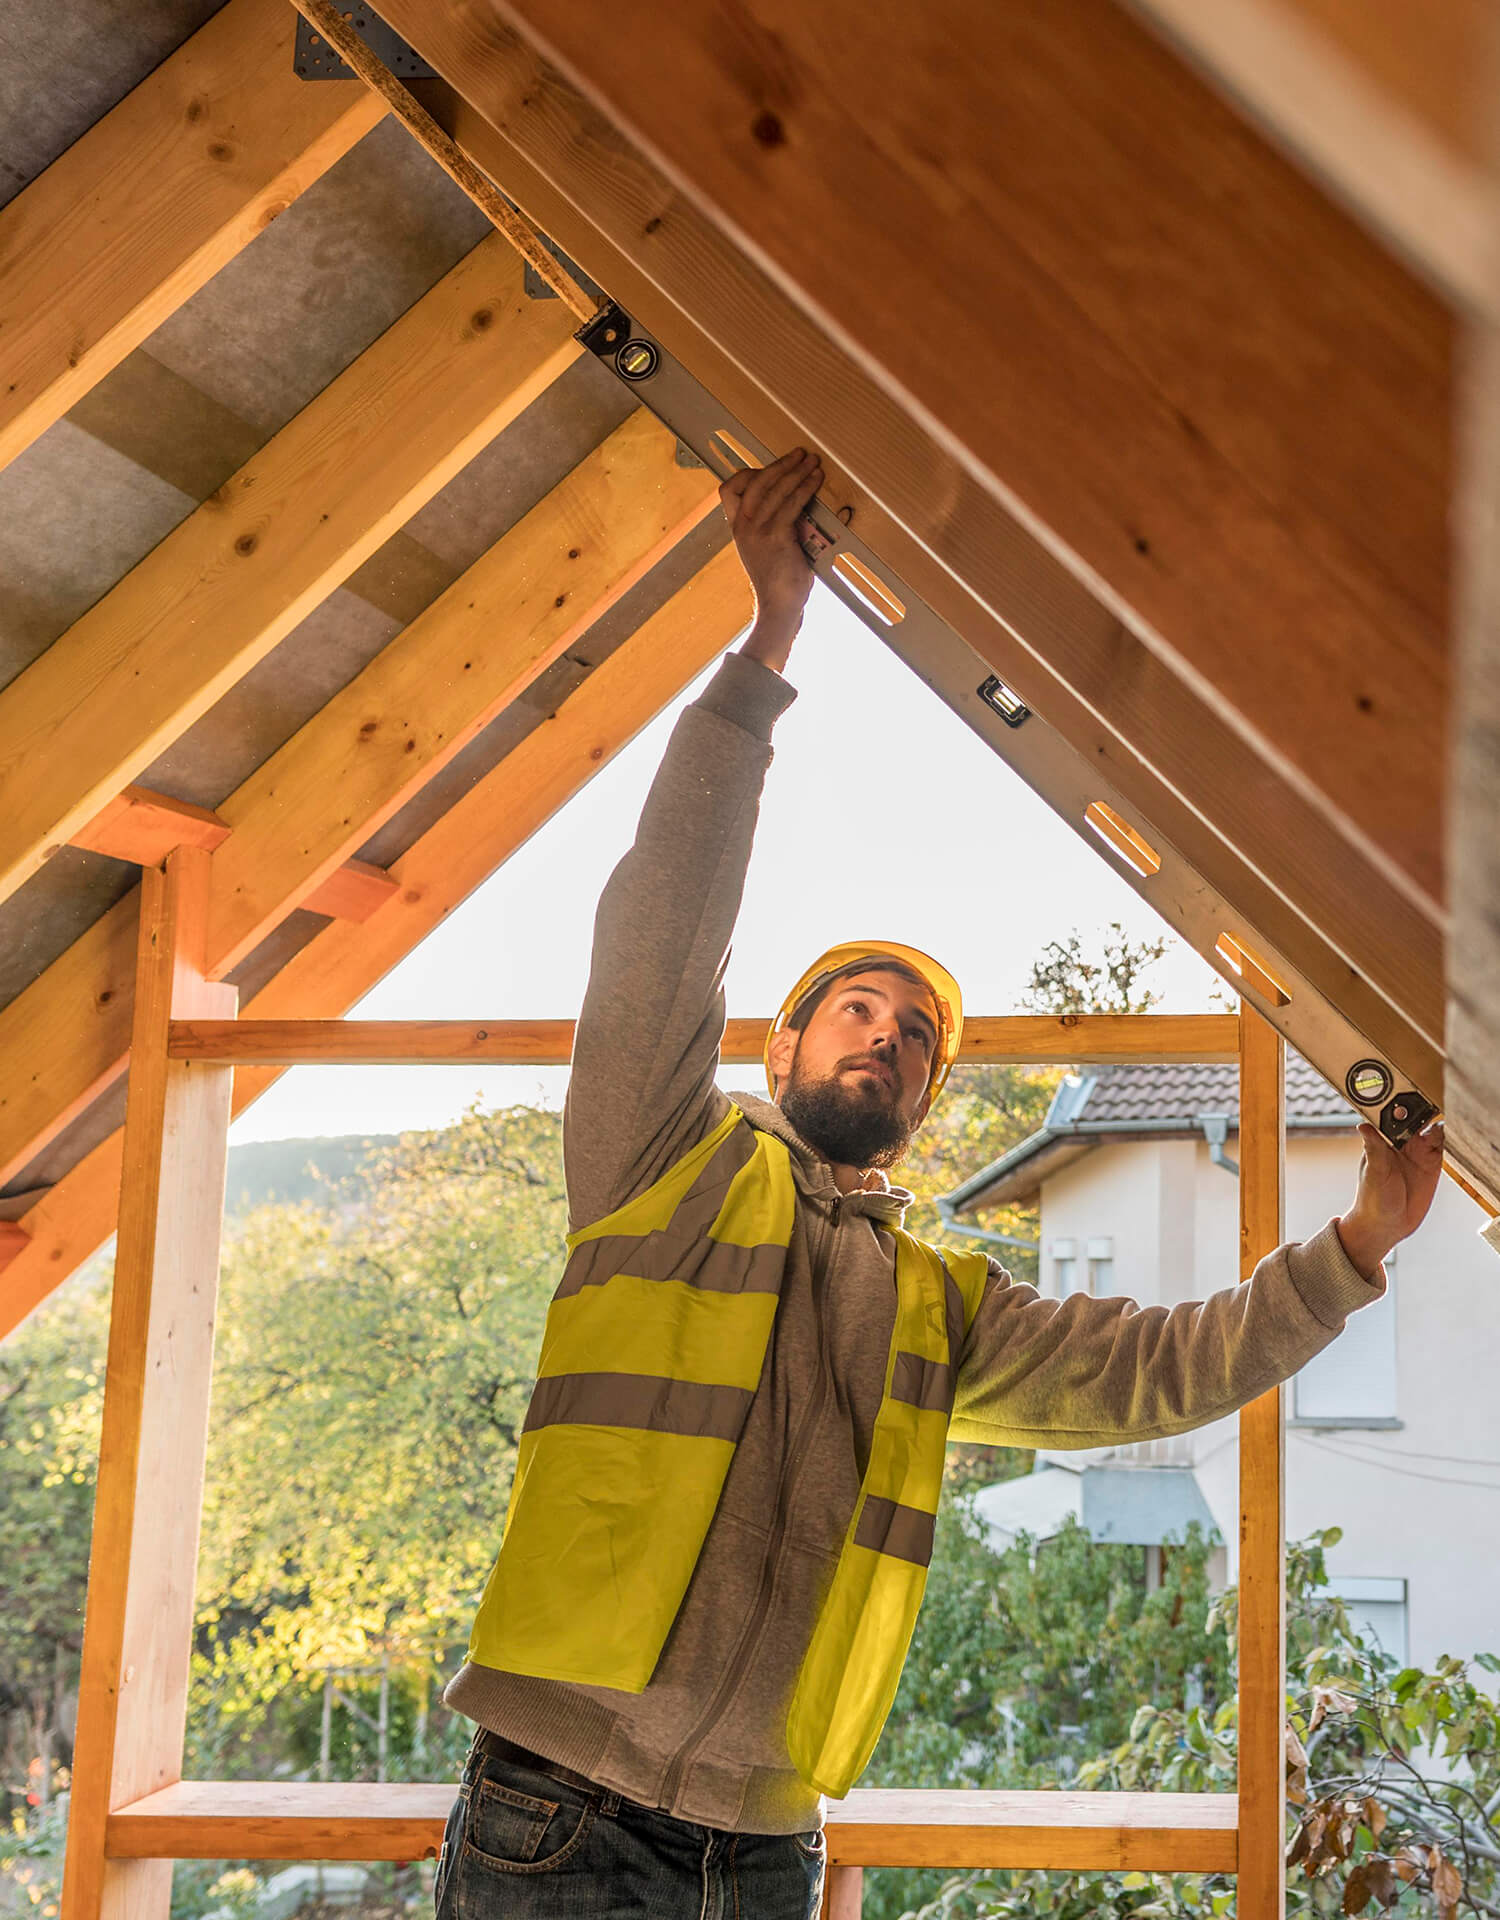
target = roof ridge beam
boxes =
[0,546,754,1339]
[0,414,715,1188]
[0,233,580,913]
[0,0,385,474]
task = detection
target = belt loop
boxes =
[600,1789,621,1816]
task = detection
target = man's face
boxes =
[769,968,939,1169]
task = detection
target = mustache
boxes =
[837,1052,896,1086]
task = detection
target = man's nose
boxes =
[870,1025,899,1058]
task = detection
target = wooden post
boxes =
[61,849,237,1920]
[1235,1005,1286,1918]
[820,1864,864,1918]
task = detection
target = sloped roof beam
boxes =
[0,546,753,1340]
[0,0,385,474]
[0,236,580,912]
[0,410,715,1190]
[421,0,1451,920]
[367,47,1443,1076]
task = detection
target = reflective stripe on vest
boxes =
[466,1106,989,1794]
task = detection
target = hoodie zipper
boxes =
[657,1186,843,1812]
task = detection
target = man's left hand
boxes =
[1336,1120,1445,1279]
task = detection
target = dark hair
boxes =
[785,957,936,1034]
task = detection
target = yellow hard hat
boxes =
[764,940,964,1105]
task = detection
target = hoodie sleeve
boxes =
[562,651,797,1230]
[950,1220,1385,1447]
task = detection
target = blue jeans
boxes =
[435,1733,826,1919]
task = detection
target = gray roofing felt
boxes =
[1075,1052,1351,1127]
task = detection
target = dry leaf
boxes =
[1432,1851,1463,1920]
[1362,1797,1387,1843]
[1286,1723,1310,1770]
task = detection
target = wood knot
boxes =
[471,307,494,331]
[234,533,258,557]
[751,111,786,148]
[185,98,205,123]
[358,720,379,740]
[208,141,234,163]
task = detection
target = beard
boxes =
[779,1055,917,1170]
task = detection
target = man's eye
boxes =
[847,1000,868,1016]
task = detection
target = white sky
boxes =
[230,581,1223,1144]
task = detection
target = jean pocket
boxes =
[792,1827,826,1860]
[464,1774,596,1875]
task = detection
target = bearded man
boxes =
[433,448,1443,1920]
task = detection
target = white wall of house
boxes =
[1035,1130,1500,1670]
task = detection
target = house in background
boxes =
[945,1058,1500,1670]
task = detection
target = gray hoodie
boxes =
[443,650,1383,1834]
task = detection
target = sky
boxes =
[229,581,1224,1145]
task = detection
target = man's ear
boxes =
[767,1026,799,1100]
[912,1088,932,1130]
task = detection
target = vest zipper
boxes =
[657,1188,844,1813]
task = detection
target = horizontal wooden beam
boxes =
[425,0,1450,918]
[72,789,231,864]
[0,0,384,474]
[166,1013,1242,1066]
[0,234,579,912]
[1121,0,1498,311]
[406,58,1447,1078]
[300,859,400,925]
[104,1781,1236,1873]
[0,548,753,1342]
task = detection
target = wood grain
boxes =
[0,550,752,1342]
[165,1012,1241,1066]
[204,410,717,973]
[0,0,384,473]
[474,0,1452,910]
[0,237,579,910]
[404,48,1447,1069]
[72,789,232,864]
[60,853,237,1920]
[1123,0,1497,307]
[104,1780,1237,1871]
[1235,1006,1288,1919]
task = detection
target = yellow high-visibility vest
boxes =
[467,1104,990,1797]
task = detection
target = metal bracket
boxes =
[575,302,1441,1149]
[293,8,435,79]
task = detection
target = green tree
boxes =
[1020,924,1168,1017]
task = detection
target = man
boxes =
[433,449,1443,1920]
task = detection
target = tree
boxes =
[904,1530,1500,1920]
[1020,925,1168,1017]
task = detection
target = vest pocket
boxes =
[465,1776,596,1874]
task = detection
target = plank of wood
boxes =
[0,0,384,474]
[0,1222,30,1273]
[819,1866,863,1920]
[104,1780,1236,1871]
[165,1012,1241,1065]
[438,0,1451,913]
[0,549,752,1344]
[205,409,718,973]
[0,897,139,1190]
[1236,1006,1288,1920]
[60,852,237,1920]
[0,234,580,912]
[404,55,1447,1074]
[301,860,400,924]
[1122,0,1497,308]
[71,789,231,865]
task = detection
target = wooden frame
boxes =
[62,991,1288,1919]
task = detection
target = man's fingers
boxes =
[756,451,822,529]
[772,463,824,532]
[735,447,807,522]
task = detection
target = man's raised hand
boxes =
[721,447,825,674]
[1336,1120,1445,1279]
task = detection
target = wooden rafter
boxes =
[1121,0,1498,309]
[400,0,1450,921]
[0,236,579,912]
[204,409,719,974]
[380,53,1444,1077]
[0,410,714,1191]
[0,546,753,1342]
[0,0,384,474]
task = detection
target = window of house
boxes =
[1293,1260,1398,1425]
[1087,1236,1115,1295]
[1050,1238,1082,1297]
